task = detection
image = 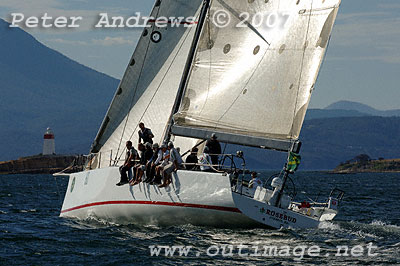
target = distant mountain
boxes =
[305,108,368,120]
[305,101,400,120]
[0,19,118,160]
[325,100,400,117]
[239,116,400,170]
[299,116,400,169]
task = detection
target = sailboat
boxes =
[59,0,343,229]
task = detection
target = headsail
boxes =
[91,0,203,167]
[172,0,341,151]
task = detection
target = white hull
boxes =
[232,186,339,229]
[232,193,320,229]
[60,167,258,227]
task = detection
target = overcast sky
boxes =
[1,0,399,110]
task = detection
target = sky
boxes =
[1,0,399,110]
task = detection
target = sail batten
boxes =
[172,0,341,150]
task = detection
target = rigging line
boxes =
[290,0,314,139]
[114,6,163,164]
[125,25,196,143]
[216,0,270,45]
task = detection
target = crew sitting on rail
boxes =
[154,144,170,184]
[130,142,154,186]
[116,141,138,186]
[144,143,162,183]
[159,142,183,188]
[129,143,145,181]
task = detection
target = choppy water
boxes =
[0,172,399,265]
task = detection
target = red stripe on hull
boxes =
[61,200,241,214]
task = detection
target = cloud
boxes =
[327,55,400,64]
[378,3,400,9]
[331,10,400,64]
[92,36,134,46]
[47,36,135,46]
[0,0,61,10]
[47,38,89,46]
[337,11,387,20]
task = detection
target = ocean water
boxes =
[0,172,399,265]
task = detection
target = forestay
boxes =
[90,0,202,167]
[173,0,341,150]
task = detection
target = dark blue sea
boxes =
[0,172,399,265]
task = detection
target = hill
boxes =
[305,100,400,120]
[236,116,400,170]
[299,116,400,170]
[305,108,368,120]
[333,158,400,173]
[0,18,118,160]
[325,100,400,117]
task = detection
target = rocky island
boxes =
[333,154,400,173]
[0,154,84,175]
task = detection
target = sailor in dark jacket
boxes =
[205,133,221,167]
[138,122,154,144]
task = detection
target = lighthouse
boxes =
[43,127,55,155]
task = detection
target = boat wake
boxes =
[337,220,400,241]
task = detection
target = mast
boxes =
[163,0,211,144]
[275,142,302,207]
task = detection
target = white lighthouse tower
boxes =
[43,127,55,155]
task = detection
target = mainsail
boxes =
[91,0,202,167]
[172,0,341,151]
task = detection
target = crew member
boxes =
[116,141,138,186]
[138,122,154,144]
[205,133,221,167]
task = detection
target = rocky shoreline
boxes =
[332,158,400,174]
[0,155,84,175]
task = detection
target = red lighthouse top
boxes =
[44,127,54,139]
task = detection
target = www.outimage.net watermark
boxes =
[148,243,378,261]
[8,11,290,30]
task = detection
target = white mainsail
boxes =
[172,0,341,150]
[91,0,203,167]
